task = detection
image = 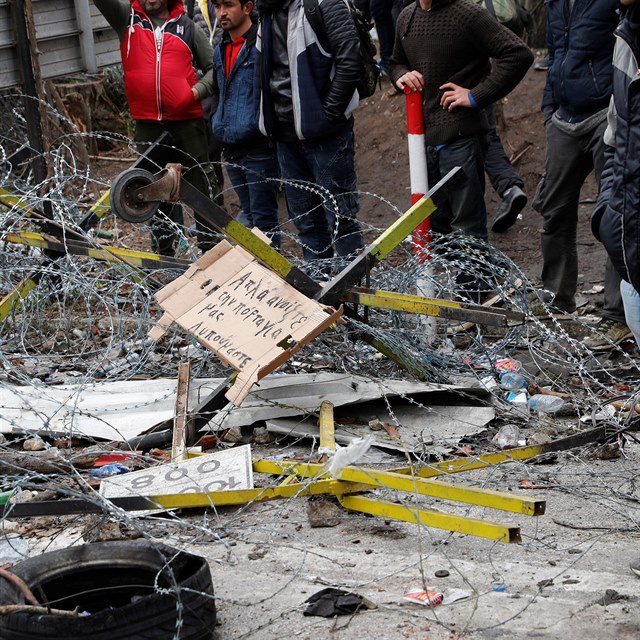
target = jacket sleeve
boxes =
[193,23,214,99]
[389,9,413,84]
[591,143,615,242]
[541,9,556,122]
[466,8,534,109]
[592,95,617,242]
[93,0,130,41]
[319,0,362,122]
[592,140,630,287]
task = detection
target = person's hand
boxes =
[192,86,199,101]
[396,70,424,93]
[439,82,472,110]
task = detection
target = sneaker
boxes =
[631,556,640,577]
[492,186,528,233]
[534,55,550,71]
[529,300,577,319]
[583,318,634,351]
[376,59,390,77]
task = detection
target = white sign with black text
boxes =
[100,445,253,499]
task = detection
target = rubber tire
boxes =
[0,540,216,640]
[110,168,160,223]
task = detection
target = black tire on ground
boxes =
[0,540,216,640]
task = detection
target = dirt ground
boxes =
[353,63,606,309]
[4,61,639,640]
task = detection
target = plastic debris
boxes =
[493,424,521,449]
[89,462,130,478]
[326,436,375,478]
[499,372,528,391]
[494,358,522,373]
[403,589,444,606]
[528,394,564,414]
[506,391,528,408]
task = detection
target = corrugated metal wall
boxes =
[0,0,120,90]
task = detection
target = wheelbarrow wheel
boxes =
[110,168,160,223]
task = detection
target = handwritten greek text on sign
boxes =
[150,242,342,404]
[186,266,317,372]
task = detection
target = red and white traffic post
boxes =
[404,86,436,341]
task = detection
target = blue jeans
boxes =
[225,151,281,249]
[277,126,364,262]
[621,280,640,348]
[427,135,489,241]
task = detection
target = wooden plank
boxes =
[171,360,192,463]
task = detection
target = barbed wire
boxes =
[0,90,639,639]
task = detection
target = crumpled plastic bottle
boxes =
[528,394,564,414]
[499,372,528,391]
[97,352,141,378]
[493,424,520,449]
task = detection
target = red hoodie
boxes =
[121,0,203,121]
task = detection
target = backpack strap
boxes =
[303,0,331,51]
[483,0,497,21]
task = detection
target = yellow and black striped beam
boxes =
[343,286,524,326]
[172,180,323,299]
[4,230,189,272]
[315,167,465,307]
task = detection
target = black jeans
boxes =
[134,118,219,255]
[533,117,624,320]
[484,104,524,197]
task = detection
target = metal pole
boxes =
[8,0,48,185]
[74,0,98,74]
[405,87,436,340]
[405,87,429,252]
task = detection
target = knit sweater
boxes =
[390,0,533,146]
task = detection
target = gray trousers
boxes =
[533,118,624,321]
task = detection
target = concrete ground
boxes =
[155,438,640,639]
[10,399,640,640]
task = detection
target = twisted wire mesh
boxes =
[0,89,639,639]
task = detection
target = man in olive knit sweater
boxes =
[390,0,532,241]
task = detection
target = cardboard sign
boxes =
[149,241,342,405]
[100,445,253,499]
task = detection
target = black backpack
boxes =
[303,0,380,99]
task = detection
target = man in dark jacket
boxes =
[257,0,364,264]
[592,0,640,350]
[533,0,631,349]
[593,2,640,581]
[95,0,218,255]
[212,0,281,247]
[389,0,532,243]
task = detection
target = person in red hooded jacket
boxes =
[95,0,218,255]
